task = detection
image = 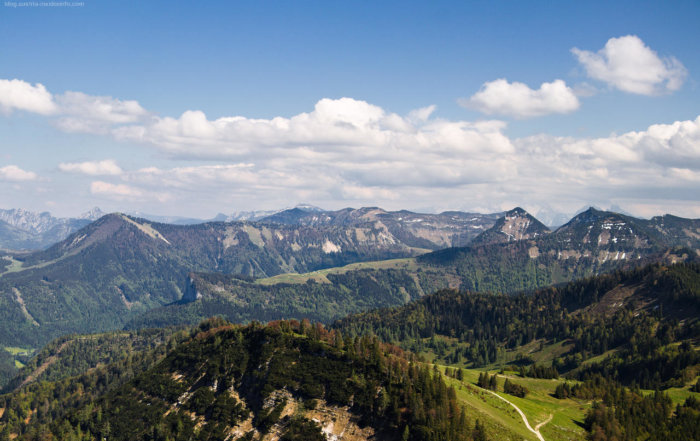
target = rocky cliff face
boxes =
[0,208,101,250]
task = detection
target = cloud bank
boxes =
[2,77,699,218]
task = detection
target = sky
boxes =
[1,0,699,221]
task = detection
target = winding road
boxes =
[483,388,551,441]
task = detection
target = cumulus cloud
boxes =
[462,79,580,118]
[113,97,514,160]
[0,165,38,181]
[54,91,149,133]
[0,78,149,133]
[572,35,687,95]
[59,159,124,176]
[91,113,699,218]
[0,79,56,115]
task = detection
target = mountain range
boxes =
[0,205,502,251]
[0,205,697,353]
[0,208,104,251]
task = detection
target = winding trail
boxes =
[483,388,551,441]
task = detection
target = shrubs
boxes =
[503,378,528,398]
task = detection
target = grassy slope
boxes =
[255,257,418,285]
[438,366,589,441]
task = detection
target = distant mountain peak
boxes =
[78,207,105,220]
[564,207,629,227]
[471,207,549,246]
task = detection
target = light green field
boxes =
[256,257,418,285]
[2,346,32,356]
[641,378,700,406]
[14,360,25,369]
[0,256,24,275]
[439,365,590,441]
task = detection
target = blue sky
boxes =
[1,0,699,220]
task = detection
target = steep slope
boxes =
[0,213,428,348]
[648,213,700,248]
[1,320,475,441]
[470,207,549,246]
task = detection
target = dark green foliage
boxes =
[691,380,700,393]
[477,372,497,391]
[126,268,436,330]
[0,328,189,438]
[335,263,700,389]
[2,327,181,393]
[280,417,326,441]
[3,320,474,441]
[0,214,421,350]
[0,351,16,390]
[583,385,700,440]
[519,364,558,379]
[502,378,527,398]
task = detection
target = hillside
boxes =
[0,319,477,441]
[125,208,699,333]
[334,262,700,386]
[0,208,698,374]
[0,212,428,348]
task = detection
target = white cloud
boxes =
[59,159,123,176]
[0,165,38,181]
[90,180,170,202]
[54,91,149,134]
[572,35,687,95]
[98,114,699,218]
[0,79,56,115]
[1,77,698,218]
[112,97,514,160]
[462,79,580,118]
[0,78,148,133]
[407,105,437,123]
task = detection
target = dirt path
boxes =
[535,413,553,431]
[18,336,92,389]
[18,340,72,388]
[483,388,551,441]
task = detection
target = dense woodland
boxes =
[1,319,482,441]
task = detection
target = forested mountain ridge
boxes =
[0,319,477,441]
[0,208,697,377]
[1,265,699,441]
[125,208,699,333]
[0,212,432,349]
[334,262,700,387]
